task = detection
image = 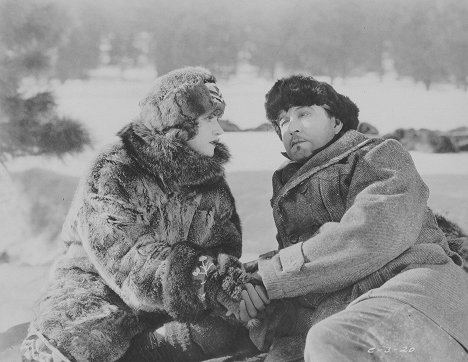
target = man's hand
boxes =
[239,281,270,323]
[243,259,258,273]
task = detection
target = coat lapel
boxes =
[271,132,375,249]
[272,131,375,211]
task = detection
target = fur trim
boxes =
[139,67,225,140]
[30,269,145,362]
[163,244,250,323]
[435,213,468,267]
[163,242,208,321]
[118,121,230,190]
[204,254,254,317]
[265,75,359,138]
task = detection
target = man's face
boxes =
[187,110,224,157]
[278,105,342,163]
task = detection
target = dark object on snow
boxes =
[435,214,468,272]
[357,122,379,135]
[219,119,242,132]
[383,128,458,153]
[245,123,274,132]
[446,127,468,152]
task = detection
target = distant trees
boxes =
[390,1,448,90]
[246,0,296,78]
[375,0,468,90]
[443,1,468,90]
[54,2,105,81]
[148,0,243,77]
[0,0,90,164]
[2,0,468,88]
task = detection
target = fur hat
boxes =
[139,66,225,140]
[265,75,359,138]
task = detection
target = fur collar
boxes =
[118,121,230,190]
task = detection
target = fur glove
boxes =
[204,254,257,321]
[163,243,255,322]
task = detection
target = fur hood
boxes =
[138,66,225,141]
[118,120,230,191]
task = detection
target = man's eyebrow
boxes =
[290,106,310,113]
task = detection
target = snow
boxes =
[53,65,468,141]
[8,64,465,176]
[1,69,468,333]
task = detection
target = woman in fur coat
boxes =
[21,67,262,362]
[242,74,468,361]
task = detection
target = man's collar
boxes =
[277,130,369,173]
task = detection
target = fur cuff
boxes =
[163,242,208,321]
[204,254,252,312]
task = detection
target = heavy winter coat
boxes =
[27,121,242,362]
[257,130,468,351]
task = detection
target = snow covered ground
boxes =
[1,69,468,334]
[52,64,468,139]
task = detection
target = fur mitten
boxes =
[204,254,257,320]
[164,243,256,322]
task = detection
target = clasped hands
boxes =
[239,273,270,324]
[226,260,271,324]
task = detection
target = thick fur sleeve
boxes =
[163,183,244,320]
[71,157,233,320]
[70,158,171,312]
[163,242,207,320]
[204,183,243,258]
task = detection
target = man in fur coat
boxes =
[20,67,263,362]
[242,75,468,361]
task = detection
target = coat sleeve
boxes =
[258,140,435,298]
[69,161,206,318]
[71,160,245,320]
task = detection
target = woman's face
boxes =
[279,105,342,163]
[187,111,224,156]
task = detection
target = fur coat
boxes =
[26,121,242,362]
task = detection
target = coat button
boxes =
[299,183,308,194]
[289,233,299,244]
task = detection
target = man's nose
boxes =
[288,116,302,134]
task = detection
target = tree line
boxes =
[3,0,468,88]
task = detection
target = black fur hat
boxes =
[139,66,225,140]
[265,75,359,138]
